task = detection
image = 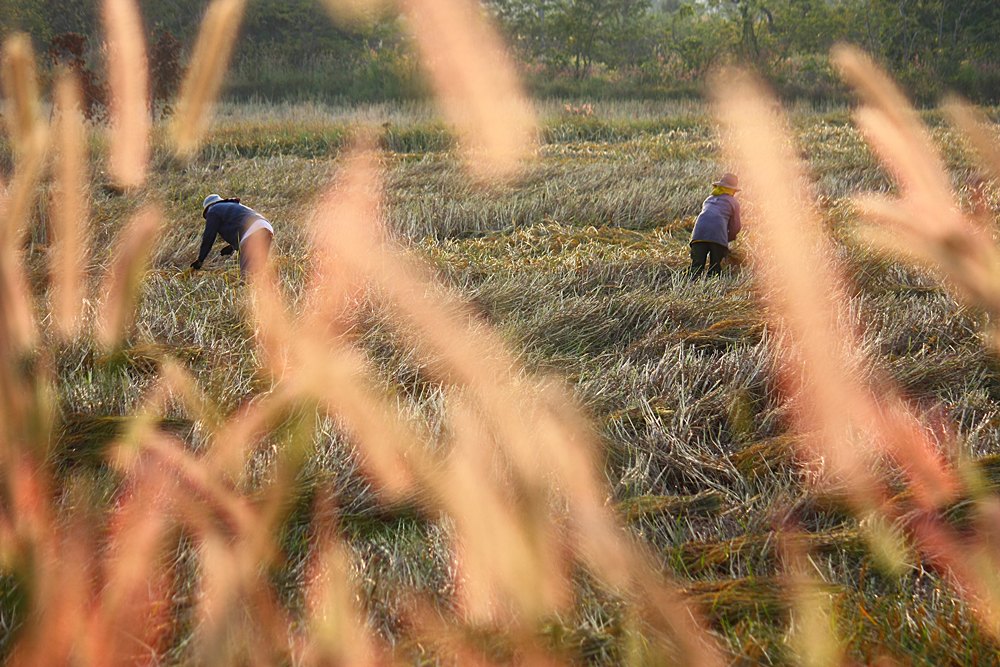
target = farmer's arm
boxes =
[192,218,220,268]
[727,199,742,242]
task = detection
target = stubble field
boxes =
[6,98,1000,664]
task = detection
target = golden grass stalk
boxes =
[169,0,247,158]
[398,0,537,180]
[142,433,256,535]
[96,205,162,349]
[781,532,844,667]
[0,35,46,353]
[1,34,45,160]
[826,44,1000,636]
[80,468,175,665]
[711,68,886,511]
[715,56,1000,640]
[304,150,569,606]
[291,141,722,662]
[832,46,951,201]
[303,528,379,666]
[242,265,422,500]
[5,515,88,666]
[444,394,569,623]
[51,72,91,339]
[103,0,150,187]
[708,69,980,594]
[832,45,1000,315]
[0,207,38,354]
[943,97,1000,185]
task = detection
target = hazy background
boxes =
[2,0,999,104]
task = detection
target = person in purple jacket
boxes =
[191,194,274,279]
[689,173,742,278]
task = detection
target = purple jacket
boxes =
[690,194,741,248]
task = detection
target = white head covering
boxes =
[202,194,224,216]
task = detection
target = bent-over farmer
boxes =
[689,173,742,278]
[191,194,274,279]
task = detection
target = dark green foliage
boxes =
[150,29,182,109]
[4,0,1000,103]
[491,0,654,77]
[47,32,104,118]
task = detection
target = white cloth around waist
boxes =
[241,218,274,245]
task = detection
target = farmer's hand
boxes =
[220,245,235,256]
[190,260,203,270]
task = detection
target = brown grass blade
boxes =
[102,0,150,187]
[51,71,91,339]
[96,205,162,349]
[398,0,537,179]
[169,0,247,158]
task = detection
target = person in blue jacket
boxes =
[689,173,742,278]
[191,194,274,279]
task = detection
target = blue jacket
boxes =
[196,200,265,264]
[690,194,741,248]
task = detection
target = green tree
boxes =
[491,0,652,77]
[660,2,731,80]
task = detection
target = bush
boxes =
[46,32,104,118]
[224,47,424,103]
[768,53,849,104]
[150,29,182,114]
[948,61,1000,104]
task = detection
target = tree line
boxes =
[493,0,1000,101]
[1,0,998,104]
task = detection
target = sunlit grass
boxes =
[4,12,1000,659]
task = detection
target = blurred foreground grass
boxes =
[5,100,1000,664]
